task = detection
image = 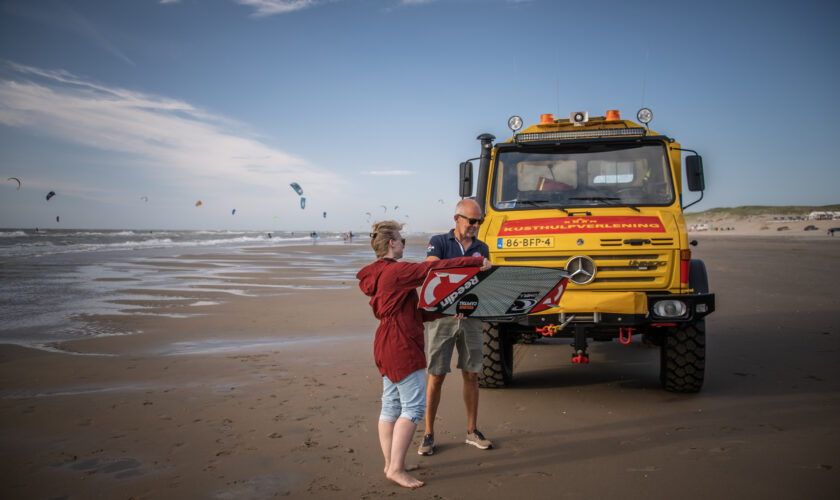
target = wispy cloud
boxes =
[234,0,320,16]
[4,2,135,65]
[364,170,416,176]
[0,62,342,197]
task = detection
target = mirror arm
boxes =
[682,190,704,211]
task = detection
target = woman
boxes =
[356,220,489,488]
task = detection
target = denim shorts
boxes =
[425,317,483,375]
[380,369,426,424]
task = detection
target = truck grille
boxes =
[599,237,674,247]
[501,251,673,288]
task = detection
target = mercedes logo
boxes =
[566,255,596,285]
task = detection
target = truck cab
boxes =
[460,109,715,392]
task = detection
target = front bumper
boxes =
[516,291,715,327]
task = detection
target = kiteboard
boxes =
[418,265,569,320]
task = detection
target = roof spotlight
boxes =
[637,107,653,124]
[570,111,589,126]
[508,115,523,132]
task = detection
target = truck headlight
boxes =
[652,300,687,318]
[508,115,523,132]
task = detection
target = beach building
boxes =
[807,211,840,220]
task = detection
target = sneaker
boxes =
[465,429,492,450]
[417,433,435,455]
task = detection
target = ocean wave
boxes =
[0,231,28,238]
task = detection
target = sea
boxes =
[0,228,425,353]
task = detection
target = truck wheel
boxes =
[660,321,705,393]
[479,322,513,388]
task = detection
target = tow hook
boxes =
[535,315,576,337]
[572,325,589,364]
[572,352,589,364]
[619,327,635,344]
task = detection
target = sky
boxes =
[1,0,838,232]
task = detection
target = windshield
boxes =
[491,142,674,210]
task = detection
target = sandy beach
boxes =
[2,229,839,499]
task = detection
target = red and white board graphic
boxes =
[419,266,569,319]
[419,268,481,310]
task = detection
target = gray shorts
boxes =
[425,317,483,375]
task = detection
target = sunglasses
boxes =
[393,238,406,245]
[456,214,484,225]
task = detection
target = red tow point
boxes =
[619,327,635,344]
[572,354,589,364]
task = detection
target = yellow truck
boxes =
[459,108,715,392]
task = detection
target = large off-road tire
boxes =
[479,322,513,388]
[660,321,705,393]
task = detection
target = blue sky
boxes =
[1,0,838,232]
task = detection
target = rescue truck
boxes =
[458,108,715,392]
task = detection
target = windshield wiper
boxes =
[568,197,641,212]
[497,199,570,215]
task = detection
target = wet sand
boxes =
[1,234,839,499]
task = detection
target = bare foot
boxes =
[386,469,424,489]
[384,463,420,474]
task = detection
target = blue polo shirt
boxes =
[426,229,489,260]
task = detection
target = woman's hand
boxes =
[480,258,492,271]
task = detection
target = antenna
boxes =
[641,44,650,107]
[556,49,561,116]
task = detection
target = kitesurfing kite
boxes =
[231,209,236,215]
[7,177,20,190]
[195,200,202,207]
[300,197,306,209]
[290,182,303,196]
[46,191,56,201]
[323,211,327,218]
[140,196,148,202]
[380,205,387,213]
[56,216,60,223]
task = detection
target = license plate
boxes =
[497,236,554,249]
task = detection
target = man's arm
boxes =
[425,234,444,262]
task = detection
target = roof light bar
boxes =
[516,127,647,141]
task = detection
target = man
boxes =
[419,198,493,455]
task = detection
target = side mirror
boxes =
[685,155,705,192]
[459,161,474,198]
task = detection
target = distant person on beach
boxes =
[357,220,490,489]
[419,198,493,456]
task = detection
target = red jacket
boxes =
[357,256,484,382]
